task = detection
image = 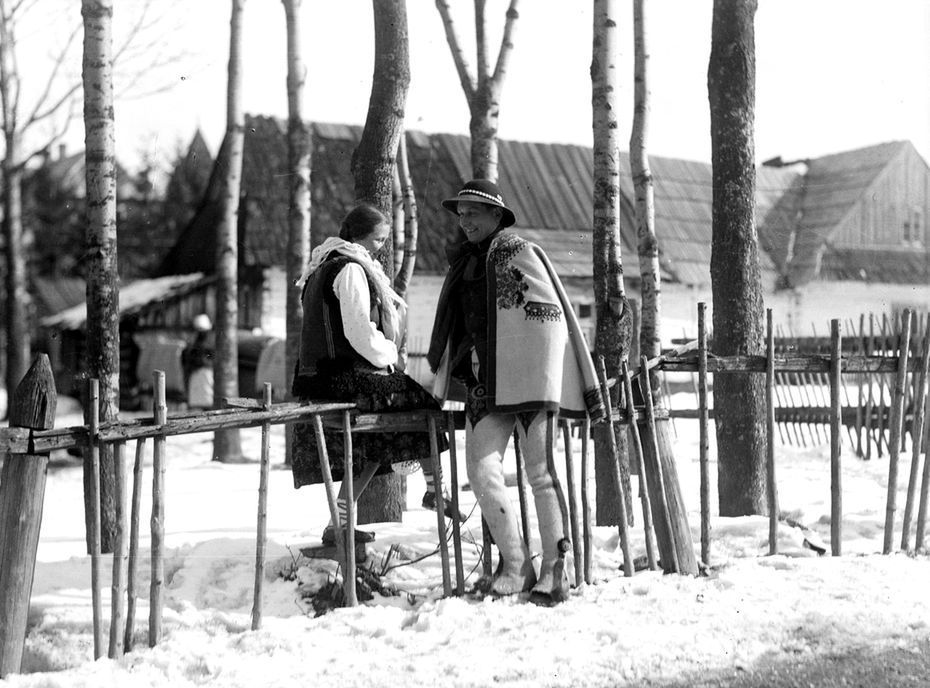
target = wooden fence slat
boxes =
[446,412,465,595]
[428,415,452,597]
[767,311,779,555]
[86,379,104,659]
[124,437,145,653]
[883,310,913,553]
[698,303,711,566]
[597,357,634,577]
[561,422,583,587]
[901,316,930,551]
[108,441,129,659]
[830,320,843,556]
[579,419,594,584]
[620,361,657,571]
[251,384,273,631]
[342,411,358,607]
[148,371,168,648]
[513,433,531,549]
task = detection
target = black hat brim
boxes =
[441,196,516,228]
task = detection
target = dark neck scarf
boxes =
[427,230,503,371]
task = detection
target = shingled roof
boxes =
[162,117,731,285]
[162,118,925,291]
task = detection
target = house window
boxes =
[577,303,593,319]
[903,206,923,245]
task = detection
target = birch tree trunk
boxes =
[591,0,632,526]
[351,0,410,523]
[213,0,245,462]
[393,134,418,300]
[708,0,767,515]
[81,0,120,551]
[435,0,519,181]
[631,0,660,362]
[282,0,310,465]
[0,1,29,411]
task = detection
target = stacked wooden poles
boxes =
[635,355,701,575]
[0,355,56,678]
[620,361,658,571]
[883,310,913,554]
[596,357,634,576]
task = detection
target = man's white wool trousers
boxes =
[465,410,570,577]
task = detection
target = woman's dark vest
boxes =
[295,255,384,382]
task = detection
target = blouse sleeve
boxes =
[332,262,398,368]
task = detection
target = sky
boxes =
[35,0,930,174]
[3,389,929,686]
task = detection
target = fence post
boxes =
[830,319,843,556]
[883,310,912,554]
[85,379,104,659]
[0,355,57,678]
[108,441,129,658]
[149,371,168,646]
[766,310,779,555]
[698,302,711,566]
[251,383,273,631]
[901,316,930,551]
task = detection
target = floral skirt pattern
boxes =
[291,368,448,488]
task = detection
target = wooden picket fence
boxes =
[675,311,930,459]
[659,305,930,566]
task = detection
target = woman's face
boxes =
[457,201,502,244]
[355,221,391,255]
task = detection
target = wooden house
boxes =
[759,141,930,332]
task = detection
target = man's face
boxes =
[457,201,502,244]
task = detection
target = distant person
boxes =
[183,313,214,410]
[428,179,604,602]
[291,203,458,546]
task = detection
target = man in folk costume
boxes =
[428,179,604,602]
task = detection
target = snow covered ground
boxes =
[2,392,930,687]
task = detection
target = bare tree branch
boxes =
[475,0,488,85]
[491,0,519,85]
[434,0,476,102]
[23,24,80,129]
[20,93,77,168]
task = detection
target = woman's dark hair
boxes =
[338,203,389,242]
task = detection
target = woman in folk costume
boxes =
[292,203,455,546]
[428,180,604,602]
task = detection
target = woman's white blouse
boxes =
[332,262,398,368]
